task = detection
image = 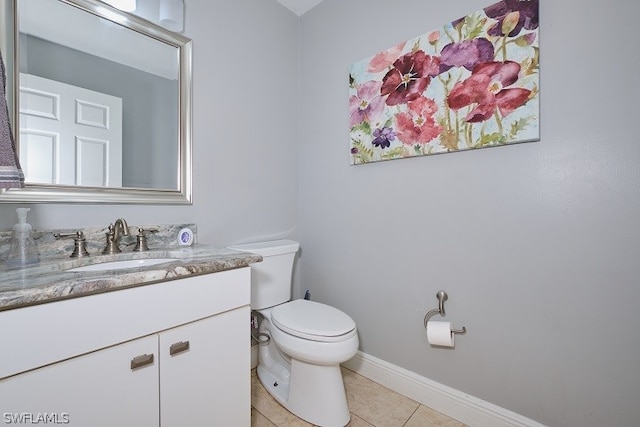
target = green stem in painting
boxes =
[493,110,503,136]
[443,25,456,44]
[501,36,508,61]
[438,75,452,131]
[455,110,461,146]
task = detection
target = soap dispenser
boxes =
[6,208,40,267]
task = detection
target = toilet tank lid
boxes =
[228,239,299,257]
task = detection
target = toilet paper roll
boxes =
[426,321,454,347]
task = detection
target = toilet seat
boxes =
[271,299,356,343]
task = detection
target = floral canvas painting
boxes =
[349,0,539,165]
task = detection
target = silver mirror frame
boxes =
[0,0,192,204]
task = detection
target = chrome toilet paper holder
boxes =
[423,291,467,335]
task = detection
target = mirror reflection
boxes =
[20,0,178,189]
[1,0,192,204]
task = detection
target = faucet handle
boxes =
[54,231,83,240]
[102,224,122,255]
[133,228,158,252]
[54,231,90,258]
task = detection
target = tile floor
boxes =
[251,367,468,427]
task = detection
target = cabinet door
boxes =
[0,335,159,427]
[160,306,250,427]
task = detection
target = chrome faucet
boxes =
[102,218,130,254]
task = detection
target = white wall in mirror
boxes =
[105,0,135,12]
[20,0,178,80]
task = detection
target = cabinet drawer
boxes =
[0,267,250,379]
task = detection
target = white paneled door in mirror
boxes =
[19,73,122,187]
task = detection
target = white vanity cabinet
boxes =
[160,307,249,426]
[0,267,251,427]
[0,335,160,426]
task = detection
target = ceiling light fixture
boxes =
[159,0,184,33]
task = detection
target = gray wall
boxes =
[0,0,300,247]
[298,1,640,427]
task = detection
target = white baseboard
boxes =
[342,351,545,427]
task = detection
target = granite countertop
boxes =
[0,245,262,312]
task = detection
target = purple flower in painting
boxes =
[447,61,532,123]
[451,17,465,29]
[371,127,396,149]
[518,32,537,46]
[439,38,495,73]
[484,0,539,37]
[349,80,385,128]
[380,50,441,106]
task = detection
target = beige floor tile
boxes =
[252,408,277,427]
[341,367,420,427]
[251,370,314,427]
[403,405,467,427]
[251,367,467,427]
[346,413,375,427]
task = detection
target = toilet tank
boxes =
[228,239,299,310]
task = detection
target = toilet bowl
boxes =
[229,240,359,427]
[269,299,358,364]
[257,300,358,427]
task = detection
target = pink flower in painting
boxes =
[380,51,440,107]
[349,80,385,127]
[368,41,407,73]
[447,61,531,123]
[428,31,440,45]
[395,96,442,145]
[439,38,495,72]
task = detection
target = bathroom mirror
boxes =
[0,0,192,204]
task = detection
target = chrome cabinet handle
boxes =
[169,341,190,356]
[130,353,154,370]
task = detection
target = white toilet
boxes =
[229,239,358,427]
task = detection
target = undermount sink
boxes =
[68,258,176,272]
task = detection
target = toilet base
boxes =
[257,358,350,427]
